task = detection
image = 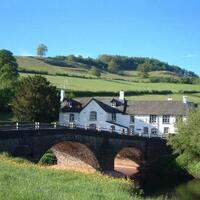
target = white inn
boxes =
[59,91,195,138]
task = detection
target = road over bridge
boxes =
[0,123,171,171]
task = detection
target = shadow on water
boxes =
[132,174,200,200]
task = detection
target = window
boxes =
[163,115,170,124]
[150,115,157,123]
[129,125,134,134]
[130,115,135,123]
[143,127,148,135]
[151,128,158,135]
[111,113,116,122]
[111,102,116,107]
[69,114,75,122]
[90,111,97,121]
[164,127,169,134]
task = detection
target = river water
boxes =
[137,175,200,200]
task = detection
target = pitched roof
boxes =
[61,97,195,116]
[83,98,123,113]
[125,101,192,115]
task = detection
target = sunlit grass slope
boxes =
[0,154,136,200]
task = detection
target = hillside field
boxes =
[15,56,200,106]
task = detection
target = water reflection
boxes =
[138,176,200,200]
[175,180,200,200]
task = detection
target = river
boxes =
[138,175,200,199]
[115,159,200,199]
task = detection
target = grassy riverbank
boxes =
[0,154,176,200]
[0,154,137,200]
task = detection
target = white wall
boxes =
[59,112,80,126]
[59,100,183,137]
[79,100,109,129]
[134,115,177,137]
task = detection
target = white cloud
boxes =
[184,53,199,58]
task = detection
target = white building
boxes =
[59,91,195,138]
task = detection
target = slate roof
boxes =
[125,101,193,115]
[82,98,123,114]
[61,97,195,116]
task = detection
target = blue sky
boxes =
[0,0,200,75]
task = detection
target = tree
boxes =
[37,44,48,57]
[89,66,101,77]
[0,49,18,84]
[137,62,149,78]
[107,60,120,73]
[12,76,60,122]
[168,109,200,178]
[0,49,18,111]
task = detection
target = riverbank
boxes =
[2,154,200,199]
[0,154,140,200]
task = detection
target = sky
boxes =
[0,0,200,75]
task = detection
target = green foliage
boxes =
[0,49,18,110]
[0,86,15,111]
[89,66,101,77]
[150,76,195,84]
[37,44,48,57]
[0,49,18,83]
[107,60,120,73]
[137,62,149,78]
[11,75,60,122]
[168,109,200,178]
[39,150,57,165]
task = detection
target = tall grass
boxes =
[0,154,176,200]
[0,154,137,200]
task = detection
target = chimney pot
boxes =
[119,91,125,101]
[60,89,65,102]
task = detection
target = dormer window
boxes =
[111,102,116,107]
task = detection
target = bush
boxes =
[39,150,57,165]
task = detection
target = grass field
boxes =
[16,56,183,82]
[20,73,200,92]
[0,154,136,200]
[127,93,200,104]
[0,154,175,200]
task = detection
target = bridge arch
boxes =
[31,135,101,171]
[113,146,144,176]
[50,141,100,170]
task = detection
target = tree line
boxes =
[43,54,198,78]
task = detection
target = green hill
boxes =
[15,56,200,105]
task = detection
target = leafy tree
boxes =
[0,49,18,111]
[137,62,149,78]
[37,44,48,57]
[168,109,200,178]
[12,76,60,122]
[89,66,101,77]
[0,49,18,84]
[107,60,120,73]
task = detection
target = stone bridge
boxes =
[0,124,171,171]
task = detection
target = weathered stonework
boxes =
[52,141,99,169]
[0,128,172,171]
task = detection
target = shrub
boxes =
[39,150,57,165]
